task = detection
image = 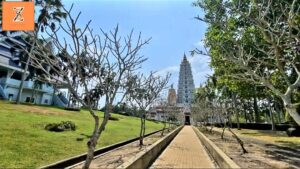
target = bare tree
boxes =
[27,6,150,169]
[159,98,179,135]
[15,0,65,104]
[128,72,170,146]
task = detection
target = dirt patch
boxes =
[16,104,68,116]
[71,129,172,169]
[199,128,300,169]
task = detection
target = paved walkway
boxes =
[151,126,216,168]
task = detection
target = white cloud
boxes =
[188,55,213,86]
[156,65,179,75]
[194,40,205,48]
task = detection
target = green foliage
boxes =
[45,121,76,132]
[194,0,300,125]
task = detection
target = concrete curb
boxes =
[192,126,240,169]
[117,126,183,169]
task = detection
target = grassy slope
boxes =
[0,101,163,168]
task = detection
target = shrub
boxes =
[108,116,119,121]
[64,107,81,111]
[45,121,76,132]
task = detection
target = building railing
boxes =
[0,77,54,93]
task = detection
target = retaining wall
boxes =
[117,126,183,169]
[192,126,240,169]
[39,129,167,169]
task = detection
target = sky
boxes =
[62,0,213,92]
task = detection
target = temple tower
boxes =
[167,84,177,106]
[177,54,195,105]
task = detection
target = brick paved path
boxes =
[151,126,216,168]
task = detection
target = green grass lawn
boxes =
[0,101,163,168]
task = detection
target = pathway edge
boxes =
[117,126,183,169]
[192,126,241,169]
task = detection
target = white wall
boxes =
[4,86,53,105]
[41,93,52,105]
[4,87,18,101]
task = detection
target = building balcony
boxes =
[41,84,54,93]
[0,77,54,93]
[0,77,21,87]
[23,80,34,89]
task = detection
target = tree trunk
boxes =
[161,120,166,136]
[253,94,260,123]
[243,100,248,123]
[233,94,240,130]
[31,85,36,104]
[221,116,227,139]
[228,127,248,154]
[209,110,214,133]
[83,102,111,169]
[142,117,146,139]
[285,106,300,126]
[16,57,31,104]
[268,98,276,131]
[139,112,145,146]
[228,110,232,128]
[82,110,100,169]
[236,111,240,130]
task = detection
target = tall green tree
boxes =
[194,0,300,125]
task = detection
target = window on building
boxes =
[25,97,31,102]
[8,94,13,101]
[25,97,35,103]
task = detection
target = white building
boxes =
[0,31,68,107]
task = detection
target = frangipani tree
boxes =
[127,72,170,146]
[28,5,150,169]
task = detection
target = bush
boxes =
[286,127,300,137]
[64,107,81,111]
[45,121,76,132]
[108,116,119,121]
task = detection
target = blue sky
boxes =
[62,0,212,92]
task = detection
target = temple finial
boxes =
[183,53,187,61]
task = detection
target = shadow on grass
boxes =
[241,132,265,136]
[264,143,300,167]
[80,133,92,139]
[275,141,300,150]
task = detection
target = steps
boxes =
[58,94,68,105]
[53,94,66,107]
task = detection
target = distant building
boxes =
[148,107,166,121]
[0,31,68,107]
[167,84,176,106]
[177,54,195,105]
[147,54,196,125]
